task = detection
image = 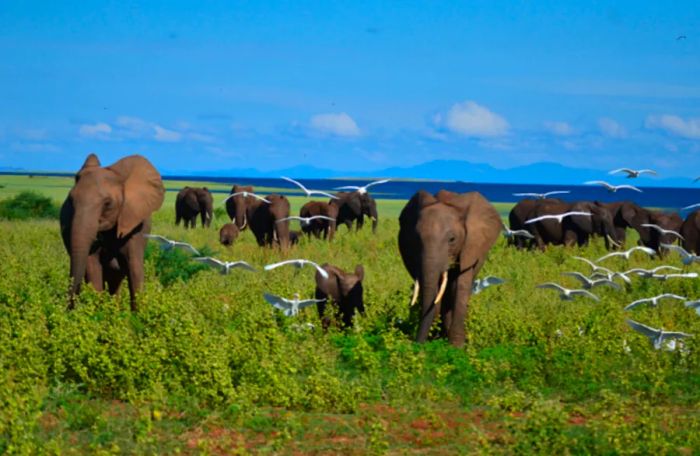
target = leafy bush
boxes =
[1,193,700,453]
[0,191,60,220]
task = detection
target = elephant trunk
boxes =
[235,199,247,231]
[68,208,99,307]
[369,203,378,233]
[416,252,448,343]
[275,218,291,250]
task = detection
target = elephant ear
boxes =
[354,265,365,282]
[438,191,502,272]
[75,154,101,181]
[108,155,165,238]
[621,202,644,227]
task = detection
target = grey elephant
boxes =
[247,194,291,249]
[314,264,365,328]
[527,201,621,250]
[225,184,254,230]
[331,191,379,233]
[175,186,213,228]
[60,154,165,310]
[398,190,501,347]
[219,223,240,246]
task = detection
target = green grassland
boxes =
[2,176,700,454]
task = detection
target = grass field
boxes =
[2,175,700,454]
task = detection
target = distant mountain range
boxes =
[168,160,696,188]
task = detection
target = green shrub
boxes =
[0,191,60,220]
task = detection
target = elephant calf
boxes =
[314,264,365,328]
[219,223,240,246]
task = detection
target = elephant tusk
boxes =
[240,215,247,230]
[370,216,377,222]
[410,280,420,306]
[434,271,448,305]
[606,234,620,248]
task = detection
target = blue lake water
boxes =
[162,175,700,211]
[3,172,697,210]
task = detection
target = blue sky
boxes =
[1,1,699,178]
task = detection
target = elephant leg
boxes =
[356,215,364,231]
[448,268,477,347]
[440,279,458,339]
[123,239,146,311]
[85,253,104,292]
[104,258,125,295]
[315,288,332,329]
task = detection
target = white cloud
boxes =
[598,117,627,138]
[79,122,112,138]
[645,114,700,139]
[10,142,60,153]
[116,116,151,134]
[153,125,183,142]
[310,112,361,137]
[543,121,575,136]
[442,101,509,137]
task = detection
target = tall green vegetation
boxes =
[0,191,60,220]
[1,202,700,453]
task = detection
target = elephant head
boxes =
[219,223,240,246]
[681,210,700,253]
[60,154,165,302]
[398,190,501,346]
[359,193,379,232]
[315,264,365,328]
[573,202,622,249]
[225,184,254,230]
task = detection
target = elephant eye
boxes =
[448,234,457,244]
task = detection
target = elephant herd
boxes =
[508,197,700,254]
[58,153,700,348]
[221,185,378,247]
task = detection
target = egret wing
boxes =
[626,319,660,338]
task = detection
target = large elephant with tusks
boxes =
[398,190,502,347]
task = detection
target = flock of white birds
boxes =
[147,178,390,320]
[147,167,700,350]
[507,167,698,352]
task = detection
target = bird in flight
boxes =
[512,190,570,199]
[281,177,339,200]
[472,276,505,294]
[677,35,687,40]
[536,282,600,301]
[684,300,700,316]
[144,234,200,256]
[264,259,330,279]
[608,168,657,178]
[682,202,700,211]
[222,192,270,204]
[640,224,684,240]
[626,319,692,351]
[624,265,682,278]
[502,226,535,240]
[649,272,698,281]
[584,181,642,193]
[278,215,336,226]
[561,272,622,290]
[335,179,391,195]
[624,293,686,311]
[595,246,656,263]
[660,244,700,265]
[525,211,591,225]
[193,257,256,274]
[264,292,325,317]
